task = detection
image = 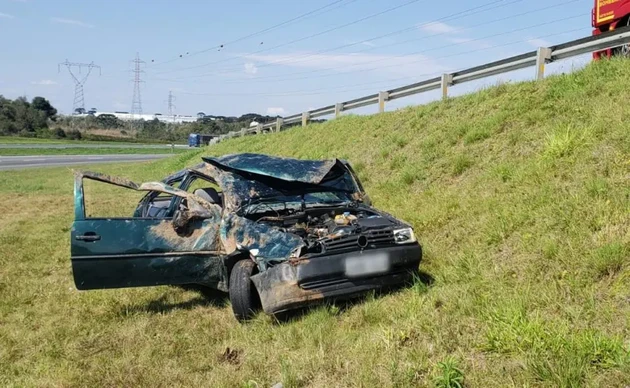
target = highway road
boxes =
[0,143,188,149]
[0,154,171,170]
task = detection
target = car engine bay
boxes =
[249,207,398,255]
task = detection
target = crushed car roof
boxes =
[202,153,342,184]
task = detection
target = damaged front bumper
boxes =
[250,244,422,314]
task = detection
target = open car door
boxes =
[70,171,227,291]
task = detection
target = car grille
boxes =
[320,229,395,254]
[300,269,411,291]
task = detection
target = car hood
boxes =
[201,153,364,210]
[203,153,341,184]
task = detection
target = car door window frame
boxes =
[170,171,224,217]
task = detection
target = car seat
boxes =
[193,187,222,207]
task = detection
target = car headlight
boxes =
[393,228,417,244]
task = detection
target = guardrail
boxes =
[213,27,630,143]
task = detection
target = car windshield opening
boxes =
[239,190,353,217]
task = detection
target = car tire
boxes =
[229,260,261,322]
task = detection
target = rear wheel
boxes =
[229,260,262,322]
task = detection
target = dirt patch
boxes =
[217,347,242,365]
[149,221,215,251]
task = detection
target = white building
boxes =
[73,111,198,124]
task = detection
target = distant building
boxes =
[70,110,198,123]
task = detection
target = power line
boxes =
[177,23,587,98]
[147,0,359,68]
[158,9,584,88]
[168,0,521,81]
[58,60,101,113]
[218,0,517,73]
[230,0,578,83]
[162,0,575,82]
[102,1,360,77]
[155,0,427,75]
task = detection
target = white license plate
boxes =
[344,252,390,278]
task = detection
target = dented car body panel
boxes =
[71,171,226,291]
[70,153,422,316]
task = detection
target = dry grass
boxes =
[1,59,630,387]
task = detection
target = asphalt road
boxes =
[0,143,188,149]
[0,154,171,170]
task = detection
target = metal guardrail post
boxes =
[378,91,389,113]
[441,73,453,100]
[276,117,283,132]
[302,112,310,127]
[335,103,343,118]
[256,123,263,133]
[535,47,552,80]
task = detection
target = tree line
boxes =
[0,95,297,143]
[0,95,80,139]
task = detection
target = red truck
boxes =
[592,0,630,58]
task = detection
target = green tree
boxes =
[31,97,57,120]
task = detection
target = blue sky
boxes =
[0,0,592,117]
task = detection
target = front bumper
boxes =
[250,244,422,314]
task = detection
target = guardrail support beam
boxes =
[335,103,343,118]
[275,117,283,132]
[256,123,263,134]
[441,73,453,100]
[302,112,310,127]
[535,47,552,80]
[378,91,389,113]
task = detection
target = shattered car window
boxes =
[84,179,146,218]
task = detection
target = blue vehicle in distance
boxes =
[188,133,216,147]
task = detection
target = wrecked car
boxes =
[70,153,422,321]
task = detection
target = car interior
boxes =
[143,194,174,218]
[138,175,224,218]
[193,187,223,207]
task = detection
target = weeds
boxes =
[451,155,473,176]
[433,357,465,388]
[543,125,589,159]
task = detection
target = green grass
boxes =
[0,136,184,146]
[0,136,129,145]
[2,59,630,387]
[0,136,73,144]
[0,147,190,156]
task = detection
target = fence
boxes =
[214,26,630,143]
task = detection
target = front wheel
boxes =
[229,260,262,322]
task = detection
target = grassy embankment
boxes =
[1,59,629,387]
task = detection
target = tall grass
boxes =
[1,59,630,387]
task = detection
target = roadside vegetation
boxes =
[0,94,282,144]
[0,147,189,156]
[1,59,629,387]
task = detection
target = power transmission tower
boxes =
[167,90,176,117]
[131,52,145,117]
[58,60,101,113]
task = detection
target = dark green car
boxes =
[71,153,422,321]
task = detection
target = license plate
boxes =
[344,252,390,278]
